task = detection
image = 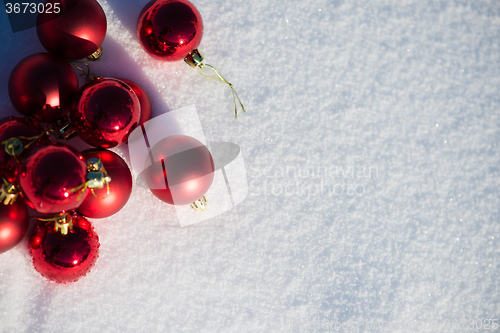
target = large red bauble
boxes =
[144,135,214,205]
[0,198,30,254]
[118,79,152,125]
[0,116,48,180]
[29,214,100,283]
[8,53,79,123]
[36,0,107,60]
[137,0,203,61]
[19,144,88,214]
[71,78,141,148]
[77,149,132,218]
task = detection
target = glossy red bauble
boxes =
[71,78,141,148]
[144,135,214,205]
[77,149,132,218]
[8,53,79,123]
[29,214,100,283]
[36,0,107,60]
[0,199,30,254]
[0,116,48,180]
[137,0,203,61]
[19,144,87,214]
[118,79,152,125]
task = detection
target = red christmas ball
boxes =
[8,53,79,123]
[0,198,30,254]
[29,214,100,283]
[0,116,49,180]
[76,149,132,218]
[36,0,107,60]
[71,78,141,148]
[19,144,88,214]
[118,79,152,125]
[137,0,203,61]
[144,135,214,205]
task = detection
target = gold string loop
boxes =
[198,64,246,119]
[185,49,246,119]
[2,132,47,162]
[70,61,98,82]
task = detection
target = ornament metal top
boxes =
[137,0,245,119]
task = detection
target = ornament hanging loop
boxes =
[185,49,246,119]
[2,133,47,162]
[70,61,98,83]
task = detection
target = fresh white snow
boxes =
[0,0,499,332]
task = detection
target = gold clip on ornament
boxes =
[49,115,77,140]
[86,158,112,189]
[184,49,246,119]
[87,46,103,61]
[35,213,74,236]
[190,195,208,211]
[66,158,111,200]
[54,213,73,235]
[0,179,19,205]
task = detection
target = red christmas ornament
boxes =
[36,0,107,61]
[137,0,246,118]
[71,78,141,148]
[77,149,132,218]
[137,0,203,62]
[144,135,214,205]
[0,116,48,180]
[0,198,29,254]
[29,214,100,283]
[8,53,79,123]
[19,144,88,214]
[118,79,152,125]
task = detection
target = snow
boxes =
[0,0,499,332]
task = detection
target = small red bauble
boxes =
[0,116,48,180]
[8,53,79,123]
[0,198,30,254]
[77,149,132,219]
[144,135,214,205]
[118,79,152,125]
[71,78,141,148]
[137,0,203,61]
[36,0,107,60]
[29,214,100,283]
[19,144,87,214]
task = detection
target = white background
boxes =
[0,0,499,332]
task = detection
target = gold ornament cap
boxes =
[191,195,208,211]
[49,116,77,140]
[0,180,19,205]
[87,46,103,61]
[54,213,73,235]
[184,49,204,68]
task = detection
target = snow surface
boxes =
[1,0,500,332]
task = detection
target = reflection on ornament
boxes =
[36,0,107,60]
[71,78,141,148]
[30,213,99,283]
[8,53,79,122]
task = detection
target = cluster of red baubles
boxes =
[0,0,216,284]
